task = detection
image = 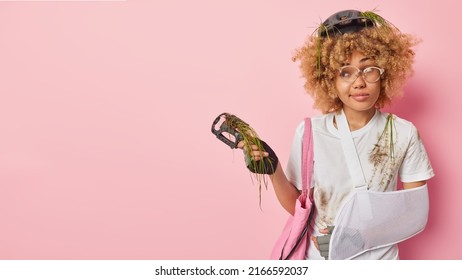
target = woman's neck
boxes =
[342,107,376,131]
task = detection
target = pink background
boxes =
[0,0,460,259]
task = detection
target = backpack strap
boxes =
[302,118,314,199]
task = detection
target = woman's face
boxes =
[335,50,382,115]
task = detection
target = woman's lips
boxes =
[350,94,370,102]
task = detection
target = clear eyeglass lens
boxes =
[339,66,382,83]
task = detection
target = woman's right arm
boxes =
[269,163,301,215]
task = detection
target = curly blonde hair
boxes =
[292,27,418,113]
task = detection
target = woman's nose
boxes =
[352,74,366,88]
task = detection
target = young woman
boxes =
[239,9,434,260]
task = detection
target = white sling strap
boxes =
[335,109,367,189]
[336,110,373,221]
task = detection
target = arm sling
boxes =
[329,110,429,260]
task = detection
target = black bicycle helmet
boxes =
[319,10,374,37]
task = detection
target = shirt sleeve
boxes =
[285,121,305,190]
[399,123,435,183]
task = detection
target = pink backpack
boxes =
[270,118,314,260]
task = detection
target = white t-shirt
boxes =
[286,110,434,260]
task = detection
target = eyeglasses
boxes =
[338,66,385,83]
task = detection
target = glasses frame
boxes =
[338,65,385,83]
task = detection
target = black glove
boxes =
[244,140,279,175]
[316,226,335,260]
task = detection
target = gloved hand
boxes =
[238,139,279,175]
[314,226,335,260]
